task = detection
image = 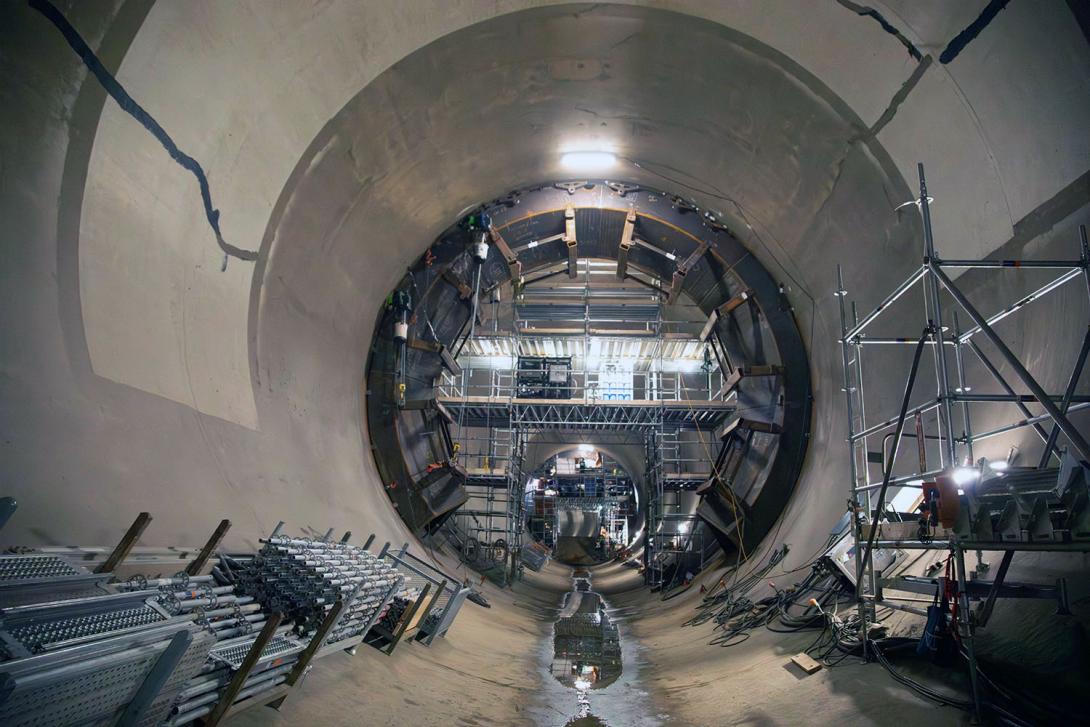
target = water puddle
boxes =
[532,569,660,727]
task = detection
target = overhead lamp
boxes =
[951,467,980,486]
[560,151,617,171]
[578,443,595,453]
[986,459,1009,472]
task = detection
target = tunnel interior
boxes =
[365,179,811,586]
[2,1,1090,726]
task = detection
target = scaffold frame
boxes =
[837,162,1090,721]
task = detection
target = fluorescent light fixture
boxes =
[987,459,1009,471]
[951,467,980,486]
[677,521,689,534]
[560,151,617,171]
[905,479,924,487]
[664,252,677,261]
[578,443,595,452]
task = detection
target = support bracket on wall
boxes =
[667,241,710,304]
[564,205,578,278]
[488,224,522,280]
[616,210,636,279]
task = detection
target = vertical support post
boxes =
[952,312,974,465]
[836,265,867,649]
[918,164,958,468]
[1080,225,1090,303]
[96,512,152,574]
[186,519,232,576]
[199,612,283,727]
[339,531,352,544]
[565,205,578,279]
[953,545,983,722]
[852,301,879,608]
[117,630,193,727]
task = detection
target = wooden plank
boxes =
[407,337,442,353]
[186,519,232,576]
[790,652,822,674]
[285,600,345,685]
[717,290,752,317]
[198,613,284,726]
[96,512,151,573]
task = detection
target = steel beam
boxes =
[564,205,578,279]
[930,262,1090,461]
[616,210,635,279]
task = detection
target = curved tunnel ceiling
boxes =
[247,2,912,554]
[4,0,1087,569]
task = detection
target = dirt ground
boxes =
[230,557,967,727]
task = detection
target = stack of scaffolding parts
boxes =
[0,511,472,726]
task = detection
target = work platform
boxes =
[438,395,733,430]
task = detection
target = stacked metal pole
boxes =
[237,536,404,644]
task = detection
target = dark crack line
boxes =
[834,0,923,61]
[940,0,1011,64]
[30,0,259,270]
[869,55,933,136]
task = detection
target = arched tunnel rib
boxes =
[1,2,1089,726]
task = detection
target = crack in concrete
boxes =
[833,0,923,61]
[869,54,933,137]
[940,0,1011,64]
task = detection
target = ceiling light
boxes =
[987,459,1008,471]
[560,151,617,171]
[951,467,980,486]
[578,443,595,452]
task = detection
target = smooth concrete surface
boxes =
[2,1,1089,725]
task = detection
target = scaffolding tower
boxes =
[439,338,726,583]
[838,163,1090,721]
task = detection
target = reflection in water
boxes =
[551,573,622,722]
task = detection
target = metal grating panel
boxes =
[9,606,164,654]
[208,634,302,670]
[0,556,82,581]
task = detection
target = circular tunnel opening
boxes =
[525,447,638,566]
[364,179,812,589]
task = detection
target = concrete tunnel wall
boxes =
[2,0,1089,602]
